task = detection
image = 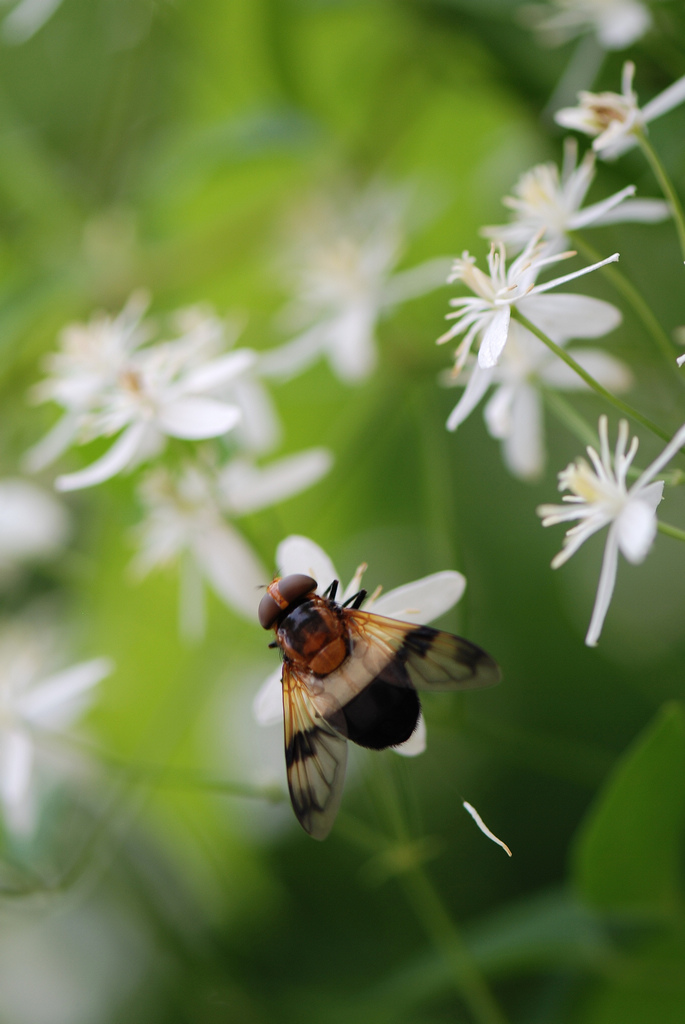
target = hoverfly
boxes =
[259,573,501,840]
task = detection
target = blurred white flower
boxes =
[132,450,332,637]
[523,0,654,51]
[260,184,449,384]
[482,138,669,255]
[253,534,469,757]
[0,620,112,834]
[27,293,256,491]
[1,0,64,44]
[171,305,281,454]
[438,235,619,373]
[555,61,685,159]
[537,416,685,646]
[24,291,150,474]
[0,479,70,582]
[444,319,631,480]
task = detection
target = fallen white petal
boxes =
[463,801,512,856]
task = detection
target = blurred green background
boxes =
[2,1,685,1022]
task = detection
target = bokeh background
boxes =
[2,1,685,1022]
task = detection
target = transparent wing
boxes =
[325,608,501,699]
[282,662,348,841]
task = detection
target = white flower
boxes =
[26,294,259,491]
[524,0,654,51]
[253,535,469,757]
[0,620,112,834]
[171,305,281,455]
[24,291,151,474]
[0,478,70,582]
[438,234,619,373]
[131,450,332,637]
[444,320,631,479]
[482,138,669,256]
[555,61,685,159]
[537,416,685,646]
[260,184,449,383]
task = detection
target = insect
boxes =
[259,573,501,840]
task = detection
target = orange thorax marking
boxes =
[277,598,348,676]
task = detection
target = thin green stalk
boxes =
[399,864,510,1024]
[512,309,673,444]
[567,231,679,372]
[657,520,685,543]
[541,388,600,449]
[636,129,685,262]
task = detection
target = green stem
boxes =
[512,309,672,443]
[636,129,685,262]
[657,520,685,543]
[541,388,600,449]
[568,231,679,372]
[399,865,510,1024]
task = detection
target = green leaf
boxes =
[572,702,685,915]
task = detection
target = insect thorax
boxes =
[277,598,348,675]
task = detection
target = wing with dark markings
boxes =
[282,662,348,841]
[345,610,501,692]
[307,609,500,713]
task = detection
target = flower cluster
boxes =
[436,57,685,644]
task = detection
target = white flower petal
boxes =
[0,729,33,817]
[478,307,511,368]
[276,536,338,592]
[393,713,426,757]
[158,397,241,440]
[541,349,632,392]
[0,479,70,564]
[446,364,494,431]
[253,668,284,726]
[193,523,267,619]
[372,571,466,624]
[2,0,63,44]
[642,73,685,124]
[259,328,327,381]
[55,421,148,491]
[519,293,621,341]
[585,525,620,647]
[327,306,377,382]
[180,349,256,394]
[220,449,332,517]
[382,258,452,306]
[616,491,661,564]
[17,657,113,726]
[23,413,81,473]
[500,386,546,481]
[592,198,670,225]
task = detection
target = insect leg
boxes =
[323,580,339,601]
[342,589,367,610]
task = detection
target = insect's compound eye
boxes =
[277,574,317,604]
[258,593,281,629]
[258,574,318,629]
